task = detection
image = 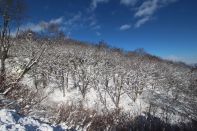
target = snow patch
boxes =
[0,109,68,131]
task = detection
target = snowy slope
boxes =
[4,39,196,130]
[0,109,69,131]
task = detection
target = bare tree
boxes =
[0,0,26,83]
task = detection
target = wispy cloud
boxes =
[119,0,178,28]
[86,14,101,30]
[92,25,101,30]
[49,17,64,24]
[96,31,101,36]
[40,17,64,32]
[120,24,131,31]
[11,17,65,36]
[134,0,178,28]
[64,12,82,26]
[120,0,137,6]
[90,0,109,10]
[20,23,44,32]
[134,0,158,18]
[134,16,150,28]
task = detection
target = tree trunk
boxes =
[66,72,69,89]
[60,70,65,97]
[0,57,6,85]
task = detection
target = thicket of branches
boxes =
[6,33,197,130]
[7,34,197,122]
[0,1,196,130]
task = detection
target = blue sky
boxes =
[20,0,197,64]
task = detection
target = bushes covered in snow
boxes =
[0,37,196,130]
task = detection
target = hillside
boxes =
[0,36,196,130]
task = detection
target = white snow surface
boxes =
[0,109,68,131]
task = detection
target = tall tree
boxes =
[0,0,26,83]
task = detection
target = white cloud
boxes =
[134,0,178,27]
[90,20,97,27]
[120,0,137,6]
[120,24,131,31]
[12,11,102,37]
[135,16,150,28]
[11,23,43,36]
[90,0,109,10]
[11,17,65,36]
[49,17,64,24]
[57,12,102,34]
[135,0,178,17]
[40,17,64,32]
[65,12,82,26]
[135,0,158,18]
[22,23,44,32]
[87,15,101,30]
[92,25,101,30]
[61,12,85,33]
[96,31,101,36]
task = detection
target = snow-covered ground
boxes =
[3,40,196,130]
[0,109,69,131]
